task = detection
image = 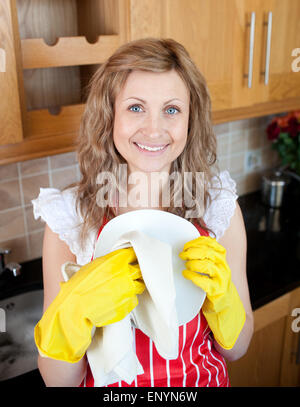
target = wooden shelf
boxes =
[27,104,84,139]
[0,103,84,165]
[21,35,120,69]
[0,131,76,165]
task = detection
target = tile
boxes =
[230,132,247,155]
[0,208,25,242]
[247,116,267,129]
[246,128,263,150]
[216,156,229,172]
[76,164,81,181]
[0,180,21,211]
[245,171,264,193]
[28,230,44,260]
[213,122,230,136]
[261,147,279,170]
[229,118,251,132]
[50,151,77,170]
[217,134,230,156]
[25,204,44,233]
[20,157,48,176]
[0,163,18,181]
[51,166,78,190]
[229,153,245,177]
[21,174,50,205]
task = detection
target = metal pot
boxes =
[261,170,291,208]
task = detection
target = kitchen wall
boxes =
[0,113,280,265]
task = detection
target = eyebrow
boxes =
[123,97,185,104]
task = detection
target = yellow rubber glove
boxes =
[34,247,145,363]
[179,236,246,350]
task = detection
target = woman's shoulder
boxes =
[203,170,238,241]
[31,186,97,265]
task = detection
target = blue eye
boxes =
[129,105,142,112]
[166,107,179,115]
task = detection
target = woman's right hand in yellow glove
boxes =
[34,247,145,363]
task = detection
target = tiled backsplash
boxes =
[0,114,280,264]
[0,152,80,265]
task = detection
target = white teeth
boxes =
[136,143,166,151]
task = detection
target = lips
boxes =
[134,142,169,148]
[133,142,169,155]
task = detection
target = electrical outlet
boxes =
[244,149,262,173]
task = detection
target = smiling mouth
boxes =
[134,142,169,152]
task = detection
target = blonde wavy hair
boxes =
[65,37,224,253]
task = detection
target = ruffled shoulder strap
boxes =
[202,170,238,241]
[31,187,97,265]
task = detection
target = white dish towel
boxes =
[61,230,180,387]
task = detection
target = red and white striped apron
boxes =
[80,216,230,387]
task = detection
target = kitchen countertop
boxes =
[1,179,299,308]
[238,178,300,310]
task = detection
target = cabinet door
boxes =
[280,287,300,386]
[227,293,290,386]
[0,0,25,145]
[130,0,266,111]
[249,0,300,105]
[267,0,300,103]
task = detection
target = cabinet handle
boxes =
[264,11,272,85]
[247,12,256,88]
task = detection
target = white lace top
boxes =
[31,170,238,266]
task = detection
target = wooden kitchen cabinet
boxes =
[0,0,26,146]
[130,0,300,121]
[130,0,255,111]
[0,0,130,164]
[265,0,300,103]
[241,0,300,107]
[0,0,300,165]
[227,286,300,387]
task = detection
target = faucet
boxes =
[0,248,22,277]
[277,164,300,183]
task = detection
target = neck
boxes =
[114,169,172,215]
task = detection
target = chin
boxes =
[133,164,171,174]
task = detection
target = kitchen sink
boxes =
[0,289,43,381]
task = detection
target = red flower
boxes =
[277,114,293,127]
[286,116,300,138]
[266,121,281,140]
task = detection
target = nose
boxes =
[142,111,165,139]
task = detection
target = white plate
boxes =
[93,209,206,326]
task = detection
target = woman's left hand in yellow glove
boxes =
[179,236,246,350]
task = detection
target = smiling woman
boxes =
[32,37,253,387]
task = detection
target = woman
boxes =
[32,37,254,387]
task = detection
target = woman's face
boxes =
[113,69,190,174]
